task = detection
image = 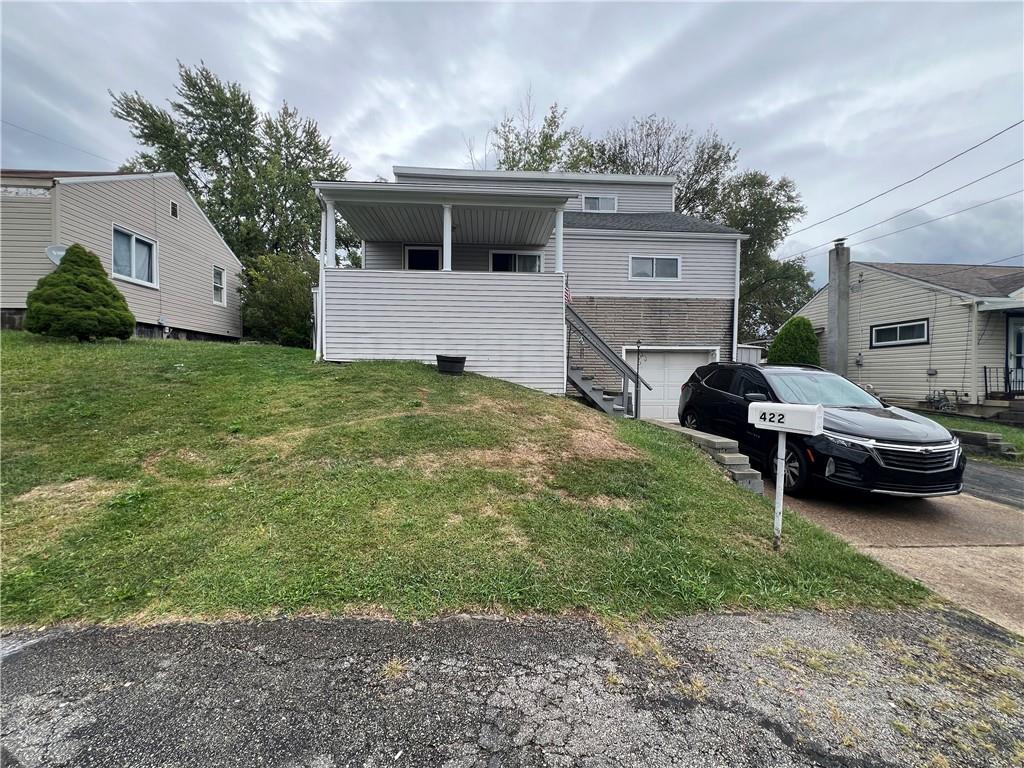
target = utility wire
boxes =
[788,119,1024,236]
[877,253,1023,280]
[784,159,1024,261]
[2,119,120,165]
[847,189,1022,248]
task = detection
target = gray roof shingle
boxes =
[563,211,741,235]
[863,261,1024,298]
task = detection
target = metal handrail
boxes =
[565,304,652,391]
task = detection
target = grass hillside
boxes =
[1,332,925,625]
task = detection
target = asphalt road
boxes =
[770,467,1024,635]
[963,459,1024,508]
[3,609,1023,767]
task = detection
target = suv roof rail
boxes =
[759,363,825,371]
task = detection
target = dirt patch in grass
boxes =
[249,427,317,457]
[5,478,129,566]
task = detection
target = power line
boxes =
[885,253,1023,280]
[847,188,1022,248]
[784,158,1024,261]
[788,119,1024,236]
[2,119,119,165]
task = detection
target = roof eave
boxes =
[391,165,677,185]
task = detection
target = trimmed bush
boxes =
[25,244,135,341]
[767,316,820,366]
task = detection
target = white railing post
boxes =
[554,207,564,273]
[442,204,453,271]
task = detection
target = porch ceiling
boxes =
[314,180,574,247]
[339,203,556,246]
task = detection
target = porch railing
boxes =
[983,366,1024,399]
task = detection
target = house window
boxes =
[490,251,542,273]
[870,319,929,348]
[629,255,679,280]
[213,266,226,306]
[583,195,617,212]
[169,200,179,219]
[405,246,440,270]
[112,226,157,286]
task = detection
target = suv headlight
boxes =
[824,431,871,451]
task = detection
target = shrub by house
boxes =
[767,316,820,366]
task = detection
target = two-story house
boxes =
[312,166,746,419]
[1,170,243,341]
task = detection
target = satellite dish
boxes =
[46,245,67,265]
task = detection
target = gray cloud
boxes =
[3,2,1021,281]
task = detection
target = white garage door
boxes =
[624,349,717,421]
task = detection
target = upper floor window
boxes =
[169,200,179,219]
[491,251,542,273]
[870,319,929,348]
[582,195,617,213]
[629,255,679,280]
[112,226,157,287]
[213,266,226,306]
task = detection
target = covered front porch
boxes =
[979,302,1024,401]
[310,180,576,394]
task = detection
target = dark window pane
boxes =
[706,369,734,391]
[584,197,600,211]
[874,327,898,344]
[492,253,515,272]
[631,257,654,278]
[517,254,540,273]
[407,248,439,270]
[655,258,678,278]
[898,323,925,341]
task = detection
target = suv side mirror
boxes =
[744,392,768,402]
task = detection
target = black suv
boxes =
[678,362,965,497]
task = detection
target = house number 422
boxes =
[758,411,786,425]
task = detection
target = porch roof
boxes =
[313,180,575,246]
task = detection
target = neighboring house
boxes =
[795,243,1024,405]
[1,170,243,340]
[311,166,746,419]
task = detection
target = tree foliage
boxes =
[480,99,811,339]
[110,63,354,269]
[25,244,135,341]
[766,316,820,366]
[239,253,318,348]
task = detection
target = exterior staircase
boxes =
[564,304,651,418]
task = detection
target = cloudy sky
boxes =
[3,2,1022,285]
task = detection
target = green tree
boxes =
[25,244,135,341]
[489,95,595,172]
[766,316,820,366]
[239,253,318,347]
[715,172,811,340]
[110,62,354,268]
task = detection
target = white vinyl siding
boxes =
[392,171,675,213]
[0,191,55,309]
[797,266,986,402]
[321,270,566,394]
[797,288,829,363]
[56,174,242,337]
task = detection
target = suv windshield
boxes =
[763,370,880,407]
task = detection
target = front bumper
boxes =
[805,434,966,498]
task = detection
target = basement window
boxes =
[583,195,617,212]
[870,319,929,348]
[629,255,679,280]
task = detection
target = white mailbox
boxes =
[748,401,824,551]
[747,402,824,436]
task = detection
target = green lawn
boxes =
[1,332,925,625]
[920,412,1024,464]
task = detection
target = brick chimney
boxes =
[826,239,850,375]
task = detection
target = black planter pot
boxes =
[436,354,466,376]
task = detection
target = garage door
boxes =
[624,349,717,421]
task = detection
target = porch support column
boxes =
[325,200,336,268]
[554,207,564,273]
[442,204,453,271]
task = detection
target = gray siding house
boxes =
[312,166,746,419]
[796,244,1024,406]
[1,170,243,340]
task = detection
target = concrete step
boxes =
[714,452,750,467]
[728,467,764,494]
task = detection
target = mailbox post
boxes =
[747,402,824,550]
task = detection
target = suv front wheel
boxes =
[769,439,811,495]
[680,409,701,430]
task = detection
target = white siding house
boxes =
[796,260,1024,404]
[314,166,746,416]
[1,170,243,340]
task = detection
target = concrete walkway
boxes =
[3,609,1023,767]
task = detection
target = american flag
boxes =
[564,273,573,304]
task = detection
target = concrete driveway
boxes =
[769,462,1024,635]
